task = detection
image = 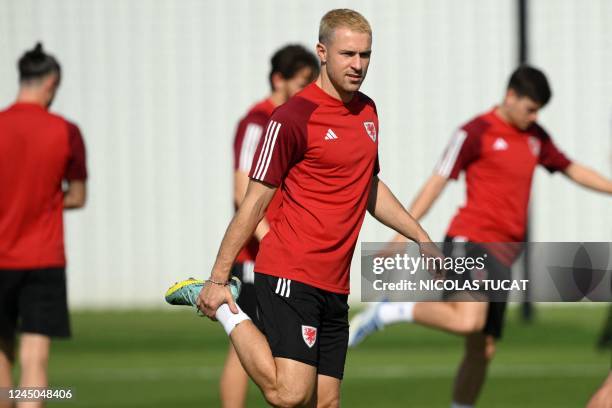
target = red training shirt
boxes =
[249,83,380,294]
[233,98,282,263]
[0,103,87,269]
[435,108,571,263]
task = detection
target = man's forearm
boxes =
[235,170,271,242]
[63,180,86,209]
[368,177,431,243]
[391,174,447,243]
[380,206,430,243]
[63,193,85,209]
[407,174,447,220]
[565,163,612,194]
[211,194,269,282]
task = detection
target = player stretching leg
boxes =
[222,45,318,408]
[349,66,612,408]
[167,9,441,407]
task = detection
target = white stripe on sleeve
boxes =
[239,123,263,172]
[435,129,468,177]
[252,121,275,178]
[255,121,282,180]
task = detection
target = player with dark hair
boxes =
[166,9,440,407]
[0,43,87,407]
[267,44,320,92]
[17,43,62,82]
[221,43,318,408]
[349,65,612,408]
[507,65,551,106]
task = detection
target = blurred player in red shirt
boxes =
[0,43,87,406]
[223,44,318,408]
[167,9,439,407]
[349,66,612,408]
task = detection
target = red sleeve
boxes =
[233,112,267,172]
[65,122,87,180]
[249,115,307,187]
[435,125,483,180]
[535,126,572,173]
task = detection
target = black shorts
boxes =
[231,262,256,319]
[0,267,71,339]
[442,237,511,339]
[254,272,349,379]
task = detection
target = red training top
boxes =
[233,98,282,263]
[0,102,87,269]
[435,108,571,264]
[249,83,380,294]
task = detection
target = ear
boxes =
[42,73,59,92]
[270,72,284,92]
[504,88,517,104]
[316,42,327,64]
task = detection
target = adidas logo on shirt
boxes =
[492,137,508,151]
[324,129,338,141]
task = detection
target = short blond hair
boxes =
[319,9,372,45]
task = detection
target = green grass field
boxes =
[41,305,608,407]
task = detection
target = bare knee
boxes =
[20,350,48,370]
[264,386,313,408]
[19,337,49,372]
[455,315,486,335]
[262,358,317,407]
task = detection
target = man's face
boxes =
[319,27,372,95]
[284,67,314,98]
[505,91,541,130]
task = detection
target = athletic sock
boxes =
[215,304,250,335]
[378,302,415,325]
[450,402,474,408]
